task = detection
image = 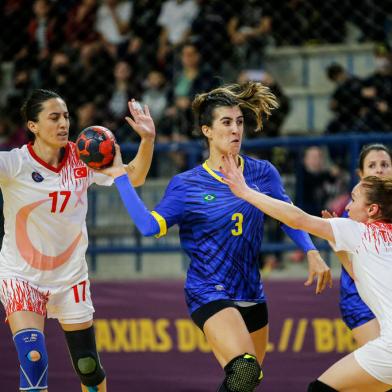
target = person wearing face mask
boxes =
[100,81,332,392]
[360,46,392,133]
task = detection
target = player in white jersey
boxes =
[222,154,392,391]
[0,89,155,392]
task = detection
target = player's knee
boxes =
[308,379,338,392]
[13,329,48,390]
[220,353,263,392]
[64,326,105,387]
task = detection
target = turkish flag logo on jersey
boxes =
[74,167,87,178]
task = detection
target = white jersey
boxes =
[0,142,113,293]
[329,218,392,340]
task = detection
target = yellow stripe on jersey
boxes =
[151,211,167,238]
[202,156,244,183]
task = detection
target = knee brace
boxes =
[64,326,105,387]
[218,353,263,392]
[308,379,338,392]
[13,328,48,391]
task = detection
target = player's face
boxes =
[360,150,392,178]
[32,98,70,148]
[345,183,370,222]
[208,106,244,155]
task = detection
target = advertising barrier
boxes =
[0,279,353,391]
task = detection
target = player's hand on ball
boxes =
[95,144,126,178]
[125,99,156,141]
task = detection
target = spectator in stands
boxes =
[95,0,133,58]
[16,0,62,67]
[326,63,363,134]
[162,41,219,142]
[0,0,31,62]
[157,0,199,71]
[41,51,79,116]
[325,63,363,166]
[126,0,163,79]
[64,0,99,50]
[74,102,103,140]
[141,69,169,129]
[190,0,232,74]
[226,0,273,71]
[73,42,113,109]
[296,146,343,217]
[359,45,392,132]
[107,60,142,143]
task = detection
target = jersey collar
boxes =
[202,155,244,183]
[27,142,70,173]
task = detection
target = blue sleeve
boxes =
[261,162,317,253]
[114,174,160,236]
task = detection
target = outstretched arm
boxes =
[220,155,335,243]
[100,144,160,237]
[123,100,156,187]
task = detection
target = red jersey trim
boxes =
[27,142,70,173]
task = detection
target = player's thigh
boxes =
[203,307,256,368]
[0,278,47,333]
[8,310,45,334]
[319,352,391,392]
[250,324,269,364]
[352,318,380,347]
[47,279,94,325]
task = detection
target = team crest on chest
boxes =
[203,193,216,202]
[31,172,44,183]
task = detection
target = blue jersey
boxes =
[152,156,315,314]
[339,211,375,329]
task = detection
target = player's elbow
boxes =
[131,177,145,188]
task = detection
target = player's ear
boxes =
[27,120,38,136]
[368,203,380,217]
[201,125,211,139]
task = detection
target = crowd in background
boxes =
[0,0,391,193]
[1,0,392,269]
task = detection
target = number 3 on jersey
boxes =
[231,213,243,236]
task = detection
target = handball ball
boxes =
[76,126,115,169]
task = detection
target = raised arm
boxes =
[221,155,335,243]
[122,100,156,187]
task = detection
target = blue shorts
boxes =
[340,267,375,330]
[184,283,265,315]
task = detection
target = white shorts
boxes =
[0,278,95,324]
[354,336,392,386]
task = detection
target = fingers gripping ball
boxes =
[76,126,115,169]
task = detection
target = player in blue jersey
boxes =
[323,144,392,347]
[102,82,332,392]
